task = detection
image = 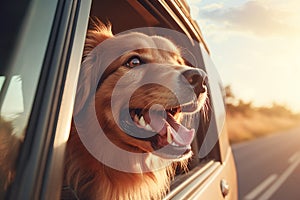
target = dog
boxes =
[62,19,208,200]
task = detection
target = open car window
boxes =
[73,0,225,197]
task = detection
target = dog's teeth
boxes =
[145,124,153,131]
[139,116,146,126]
[167,127,173,144]
[171,141,179,146]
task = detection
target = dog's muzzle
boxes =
[118,66,208,159]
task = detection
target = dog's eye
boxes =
[125,57,142,68]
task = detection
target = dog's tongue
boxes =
[147,112,195,146]
[166,113,195,145]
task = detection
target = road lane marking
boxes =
[289,151,300,163]
[257,156,300,200]
[243,174,278,200]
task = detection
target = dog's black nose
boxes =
[182,69,207,96]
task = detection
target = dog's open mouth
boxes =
[119,101,199,158]
[130,107,195,146]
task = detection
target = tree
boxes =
[225,85,236,105]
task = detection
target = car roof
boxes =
[90,0,210,54]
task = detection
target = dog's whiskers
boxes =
[201,97,210,123]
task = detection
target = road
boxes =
[232,126,300,200]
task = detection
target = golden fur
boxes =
[63,20,207,200]
[0,118,20,196]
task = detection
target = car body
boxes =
[0,0,237,199]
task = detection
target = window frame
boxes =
[6,0,91,199]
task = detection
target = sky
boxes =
[186,0,300,112]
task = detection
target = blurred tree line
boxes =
[224,85,299,118]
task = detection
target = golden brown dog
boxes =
[63,20,208,200]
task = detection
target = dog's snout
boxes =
[181,69,207,95]
[182,69,202,86]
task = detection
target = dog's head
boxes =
[74,21,208,165]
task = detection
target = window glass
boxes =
[0,0,57,197]
[1,76,24,129]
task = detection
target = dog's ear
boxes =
[74,19,113,116]
[83,18,113,59]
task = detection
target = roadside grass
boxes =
[227,111,300,143]
[223,86,300,143]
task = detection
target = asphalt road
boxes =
[232,126,300,200]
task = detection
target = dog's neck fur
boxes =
[63,127,174,200]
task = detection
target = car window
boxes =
[65,0,219,197]
[88,0,216,164]
[0,0,57,197]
